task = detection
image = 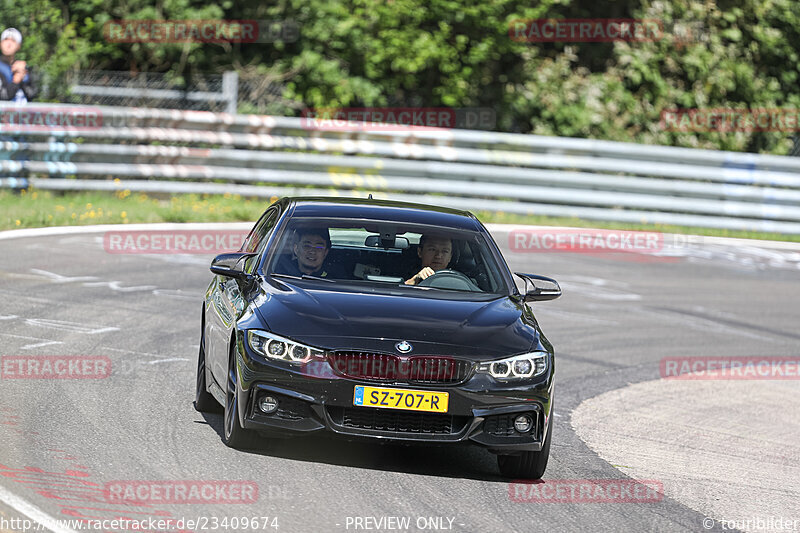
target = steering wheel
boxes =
[417,269,481,292]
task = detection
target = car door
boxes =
[206,207,280,387]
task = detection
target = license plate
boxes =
[353,385,449,413]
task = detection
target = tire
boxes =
[497,421,552,480]
[222,347,256,449]
[194,333,221,413]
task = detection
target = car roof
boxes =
[284,197,482,231]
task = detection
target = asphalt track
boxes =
[0,222,798,533]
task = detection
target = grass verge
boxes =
[1,189,798,243]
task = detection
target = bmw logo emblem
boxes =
[395,341,413,353]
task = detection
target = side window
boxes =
[242,209,279,273]
[243,209,278,253]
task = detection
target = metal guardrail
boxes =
[2,103,800,233]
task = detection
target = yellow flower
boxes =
[31,191,38,199]
[55,205,65,212]
[15,219,21,226]
[121,211,127,218]
[71,213,77,219]
[86,203,92,209]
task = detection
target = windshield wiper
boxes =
[271,273,336,283]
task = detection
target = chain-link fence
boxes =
[791,137,800,157]
[65,69,297,114]
[237,75,300,115]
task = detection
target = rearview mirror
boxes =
[365,235,409,249]
[210,252,257,280]
[514,272,562,302]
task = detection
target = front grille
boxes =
[327,352,473,384]
[328,406,469,435]
[483,414,517,436]
[275,395,314,420]
[483,412,539,437]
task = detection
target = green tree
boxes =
[2,0,799,154]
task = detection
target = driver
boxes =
[405,234,454,285]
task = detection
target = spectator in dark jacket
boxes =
[0,28,36,102]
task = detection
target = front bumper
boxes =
[235,346,554,454]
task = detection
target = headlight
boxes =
[477,352,548,380]
[247,330,324,365]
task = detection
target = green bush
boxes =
[4,0,798,153]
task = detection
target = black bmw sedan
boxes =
[196,197,561,479]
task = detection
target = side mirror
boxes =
[514,272,562,302]
[210,252,257,280]
[365,235,409,249]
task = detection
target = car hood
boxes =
[254,280,538,359]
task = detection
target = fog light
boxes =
[259,395,279,414]
[514,414,533,433]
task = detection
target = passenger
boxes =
[405,234,453,285]
[279,228,339,278]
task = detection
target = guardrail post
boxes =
[222,71,239,114]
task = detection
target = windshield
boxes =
[267,217,509,295]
